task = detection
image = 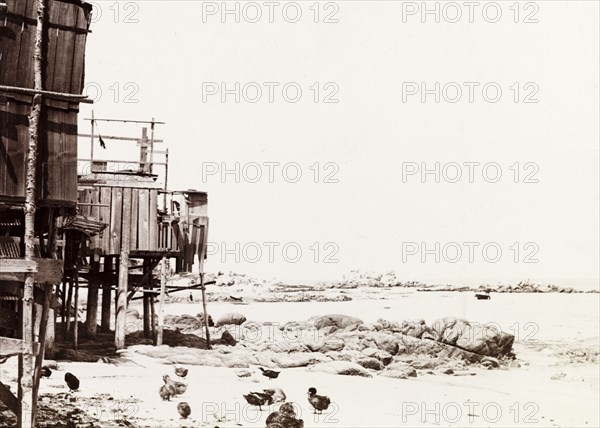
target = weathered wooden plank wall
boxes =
[0,0,92,206]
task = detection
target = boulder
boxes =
[271,352,331,368]
[360,348,393,365]
[480,356,500,368]
[311,314,363,330]
[431,317,514,358]
[399,319,434,338]
[381,362,417,379]
[266,341,309,354]
[222,356,249,368]
[304,339,344,353]
[360,331,399,355]
[216,313,247,327]
[236,369,252,378]
[357,357,384,371]
[308,361,372,378]
[221,330,237,346]
[325,350,363,362]
[164,314,202,332]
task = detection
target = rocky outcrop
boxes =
[431,317,514,358]
[123,314,516,381]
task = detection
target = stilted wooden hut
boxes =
[73,118,209,349]
[1,1,210,425]
[0,0,93,425]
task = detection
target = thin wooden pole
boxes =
[200,272,210,349]
[73,272,79,350]
[65,276,73,336]
[163,148,169,209]
[115,188,132,349]
[19,0,46,424]
[149,118,155,173]
[156,257,167,346]
[32,285,51,426]
[90,110,94,167]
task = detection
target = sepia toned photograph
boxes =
[0,1,598,427]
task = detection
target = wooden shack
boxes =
[71,119,209,350]
[0,1,93,426]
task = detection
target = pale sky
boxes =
[78,1,599,289]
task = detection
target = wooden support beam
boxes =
[125,258,160,304]
[65,277,73,336]
[142,259,150,339]
[73,272,79,350]
[156,257,167,346]
[115,189,132,349]
[60,281,66,331]
[101,257,113,333]
[0,337,40,357]
[85,261,100,338]
[32,285,51,425]
[0,260,37,274]
[199,220,211,349]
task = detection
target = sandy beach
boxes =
[2,278,598,428]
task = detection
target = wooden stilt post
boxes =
[73,272,79,350]
[60,280,66,333]
[32,285,51,425]
[101,256,112,333]
[198,220,210,349]
[115,188,132,349]
[65,276,73,336]
[200,272,210,349]
[143,259,150,338]
[19,0,46,423]
[45,305,55,359]
[85,260,100,338]
[149,259,156,341]
[156,257,167,346]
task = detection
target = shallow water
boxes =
[152,291,600,342]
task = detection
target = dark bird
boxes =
[40,366,52,378]
[243,392,269,411]
[307,387,330,414]
[263,387,286,403]
[98,134,106,149]
[177,402,191,419]
[175,367,188,378]
[266,402,304,428]
[163,374,187,396]
[250,391,273,405]
[159,384,172,401]
[64,372,80,391]
[259,367,280,380]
